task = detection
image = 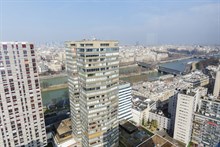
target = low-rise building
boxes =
[149,110,171,131]
[53,118,80,147]
[38,62,49,73]
[182,70,209,87]
[132,96,156,126]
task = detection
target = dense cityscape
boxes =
[1,0,220,147]
[0,41,220,147]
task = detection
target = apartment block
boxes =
[66,40,119,147]
[118,81,132,122]
[213,70,220,97]
[173,89,198,145]
[132,96,156,126]
[149,110,171,131]
[0,42,47,146]
[192,96,220,146]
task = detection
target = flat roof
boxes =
[159,58,202,73]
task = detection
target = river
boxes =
[40,57,217,106]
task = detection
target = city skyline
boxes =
[1,0,220,45]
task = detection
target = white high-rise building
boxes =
[0,42,47,147]
[118,81,132,122]
[213,70,220,97]
[173,89,198,145]
[66,40,119,147]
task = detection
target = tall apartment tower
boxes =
[0,42,47,146]
[213,70,220,97]
[66,40,119,147]
[173,89,198,145]
[118,81,132,122]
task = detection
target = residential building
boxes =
[66,40,119,147]
[65,41,81,139]
[148,110,171,131]
[118,81,132,122]
[37,62,49,74]
[192,96,220,147]
[0,42,47,146]
[168,90,178,136]
[53,118,80,147]
[213,70,220,97]
[132,96,156,126]
[173,89,199,145]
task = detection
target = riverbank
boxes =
[40,73,67,80]
[120,69,158,78]
[41,84,68,92]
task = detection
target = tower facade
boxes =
[66,40,119,147]
[0,42,47,146]
[118,81,132,122]
[213,70,220,97]
[192,96,220,146]
[173,90,197,145]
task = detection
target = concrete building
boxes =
[213,70,220,97]
[0,42,47,146]
[149,110,171,131]
[173,89,199,145]
[192,96,220,147]
[118,81,132,122]
[131,96,156,126]
[182,71,209,87]
[168,91,178,136]
[66,40,119,147]
[53,118,80,147]
[37,62,49,74]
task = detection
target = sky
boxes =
[0,0,220,45]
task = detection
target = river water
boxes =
[40,71,163,106]
[40,57,217,106]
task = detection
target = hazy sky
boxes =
[0,0,220,45]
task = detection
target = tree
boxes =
[151,120,158,128]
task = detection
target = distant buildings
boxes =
[66,40,119,146]
[0,42,47,146]
[38,62,49,74]
[182,70,209,87]
[118,81,132,122]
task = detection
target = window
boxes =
[100,43,109,46]
[85,44,93,47]
[30,44,34,49]
[22,44,26,48]
[3,45,7,50]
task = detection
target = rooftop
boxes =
[132,95,156,111]
[119,121,154,147]
[150,109,169,118]
[54,118,72,136]
[137,131,185,147]
[182,70,209,83]
[159,58,202,73]
[179,89,196,96]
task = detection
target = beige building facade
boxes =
[66,40,119,147]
